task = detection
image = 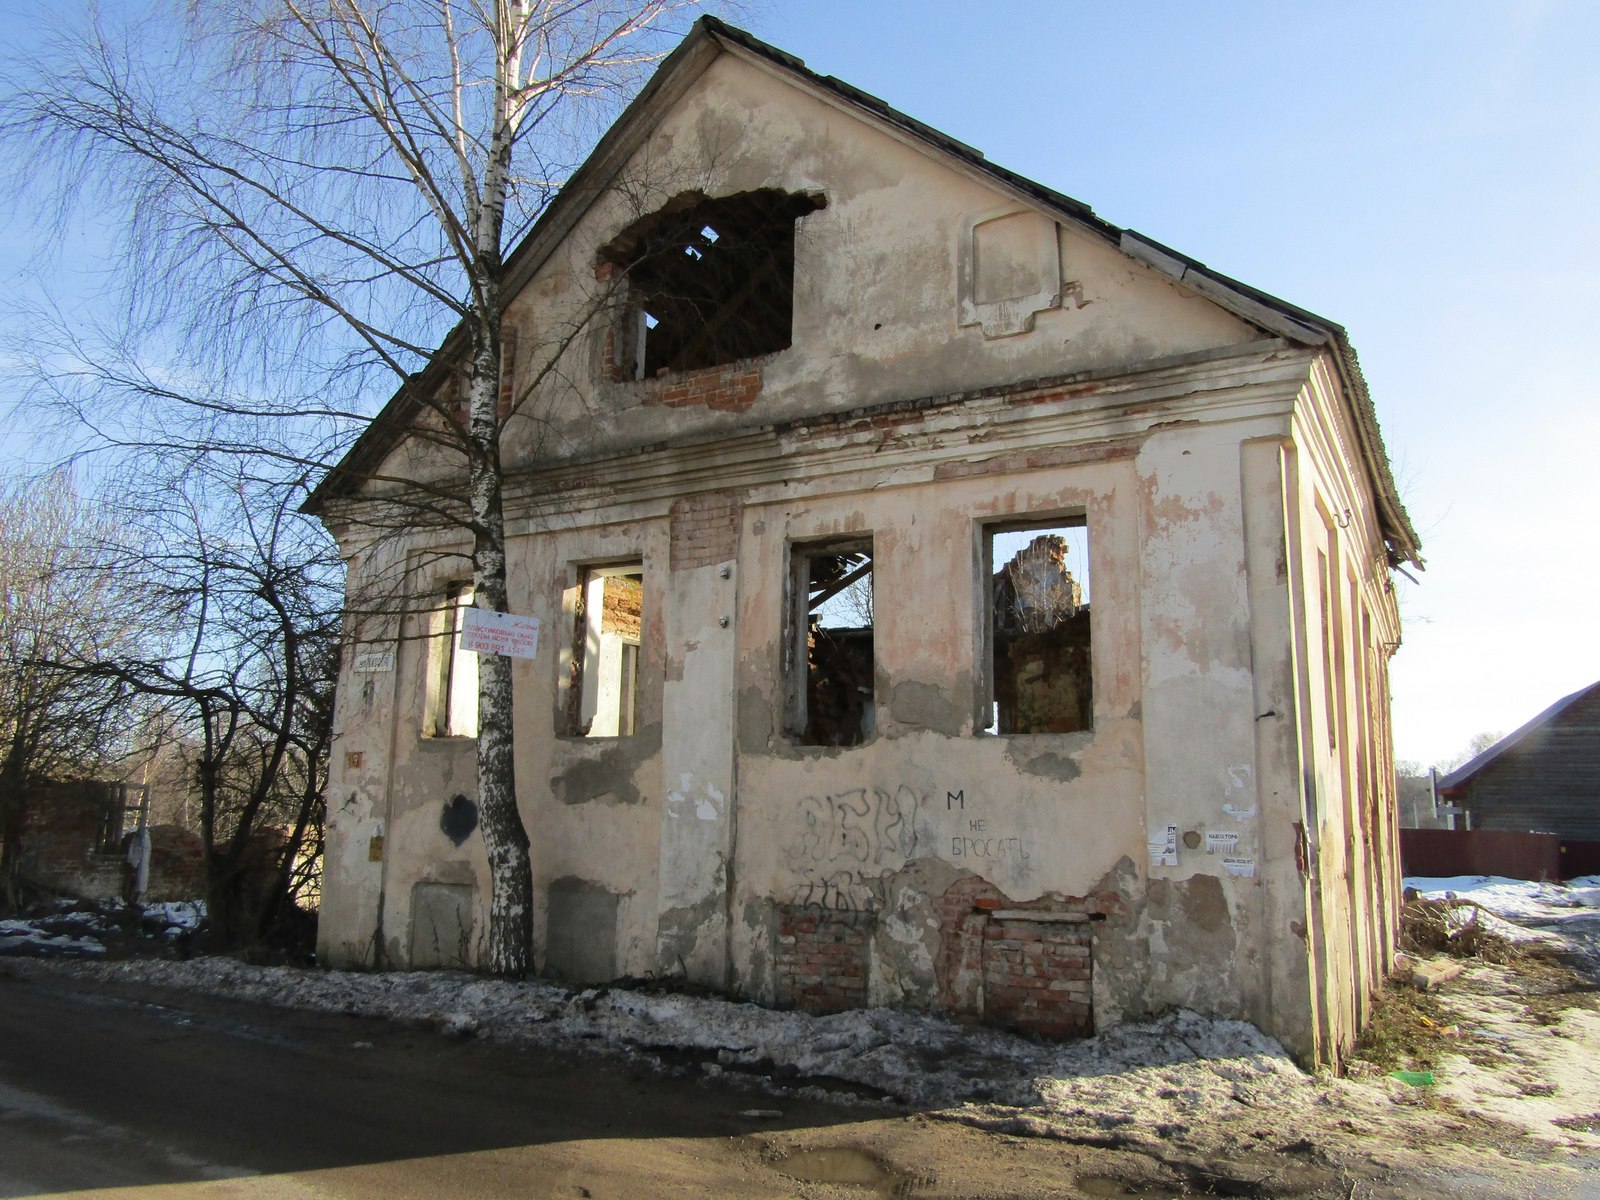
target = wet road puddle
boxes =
[775,1147,913,1194]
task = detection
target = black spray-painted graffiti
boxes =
[945,788,1031,862]
[785,785,921,912]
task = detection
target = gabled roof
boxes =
[307,16,1422,568]
[1437,679,1600,792]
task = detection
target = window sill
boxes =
[418,734,477,748]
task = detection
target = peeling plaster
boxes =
[1005,747,1084,784]
[666,773,725,822]
[889,679,966,736]
[658,890,722,970]
[550,724,662,805]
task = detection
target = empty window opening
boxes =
[431,583,478,737]
[570,564,643,737]
[986,523,1092,735]
[789,541,874,746]
[601,189,825,379]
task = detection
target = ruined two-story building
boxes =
[308,18,1421,1067]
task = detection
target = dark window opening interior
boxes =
[600,189,825,378]
[793,542,874,746]
[570,564,643,737]
[988,523,1092,735]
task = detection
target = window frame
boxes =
[427,581,478,739]
[566,560,645,739]
[599,189,826,382]
[978,514,1094,737]
[784,535,876,747]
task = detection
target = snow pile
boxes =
[61,955,1310,1122]
[0,899,209,958]
[1406,875,1600,953]
[1406,876,1563,921]
[1407,875,1600,919]
[0,919,107,956]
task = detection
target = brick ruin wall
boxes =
[777,874,1117,1039]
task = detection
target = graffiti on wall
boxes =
[785,785,921,911]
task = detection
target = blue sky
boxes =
[3,2,1596,767]
[751,1,1600,767]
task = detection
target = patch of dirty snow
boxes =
[1428,965,1600,1152]
[142,900,207,930]
[0,929,106,955]
[1406,876,1566,921]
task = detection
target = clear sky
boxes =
[3,2,1597,768]
[749,1,1600,768]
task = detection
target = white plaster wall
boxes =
[314,39,1408,1065]
[481,51,1260,476]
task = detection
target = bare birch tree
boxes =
[4,1,695,975]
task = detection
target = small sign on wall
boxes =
[1148,823,1179,868]
[1206,830,1240,854]
[352,648,395,673]
[460,607,542,659]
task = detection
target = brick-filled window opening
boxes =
[429,583,478,737]
[600,189,825,379]
[570,563,643,738]
[788,540,874,746]
[985,521,1092,734]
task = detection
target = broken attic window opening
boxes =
[602,189,825,379]
[570,564,643,738]
[986,523,1092,735]
[790,541,874,747]
[430,583,478,738]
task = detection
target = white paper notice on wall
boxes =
[351,648,395,674]
[1222,856,1257,878]
[1148,823,1179,868]
[459,607,542,659]
[1205,830,1240,855]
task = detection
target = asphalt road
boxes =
[0,967,877,1199]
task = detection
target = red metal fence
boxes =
[1400,828,1600,882]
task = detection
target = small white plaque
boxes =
[459,607,542,659]
[352,648,395,674]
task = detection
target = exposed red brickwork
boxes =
[497,328,517,420]
[600,576,642,639]
[141,825,206,903]
[14,783,132,900]
[981,919,1093,1038]
[640,358,763,411]
[600,324,623,383]
[933,875,1119,1040]
[775,906,871,1014]
[669,491,740,570]
[934,874,1008,1014]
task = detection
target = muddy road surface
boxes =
[0,965,1587,1199]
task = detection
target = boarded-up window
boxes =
[985,523,1092,734]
